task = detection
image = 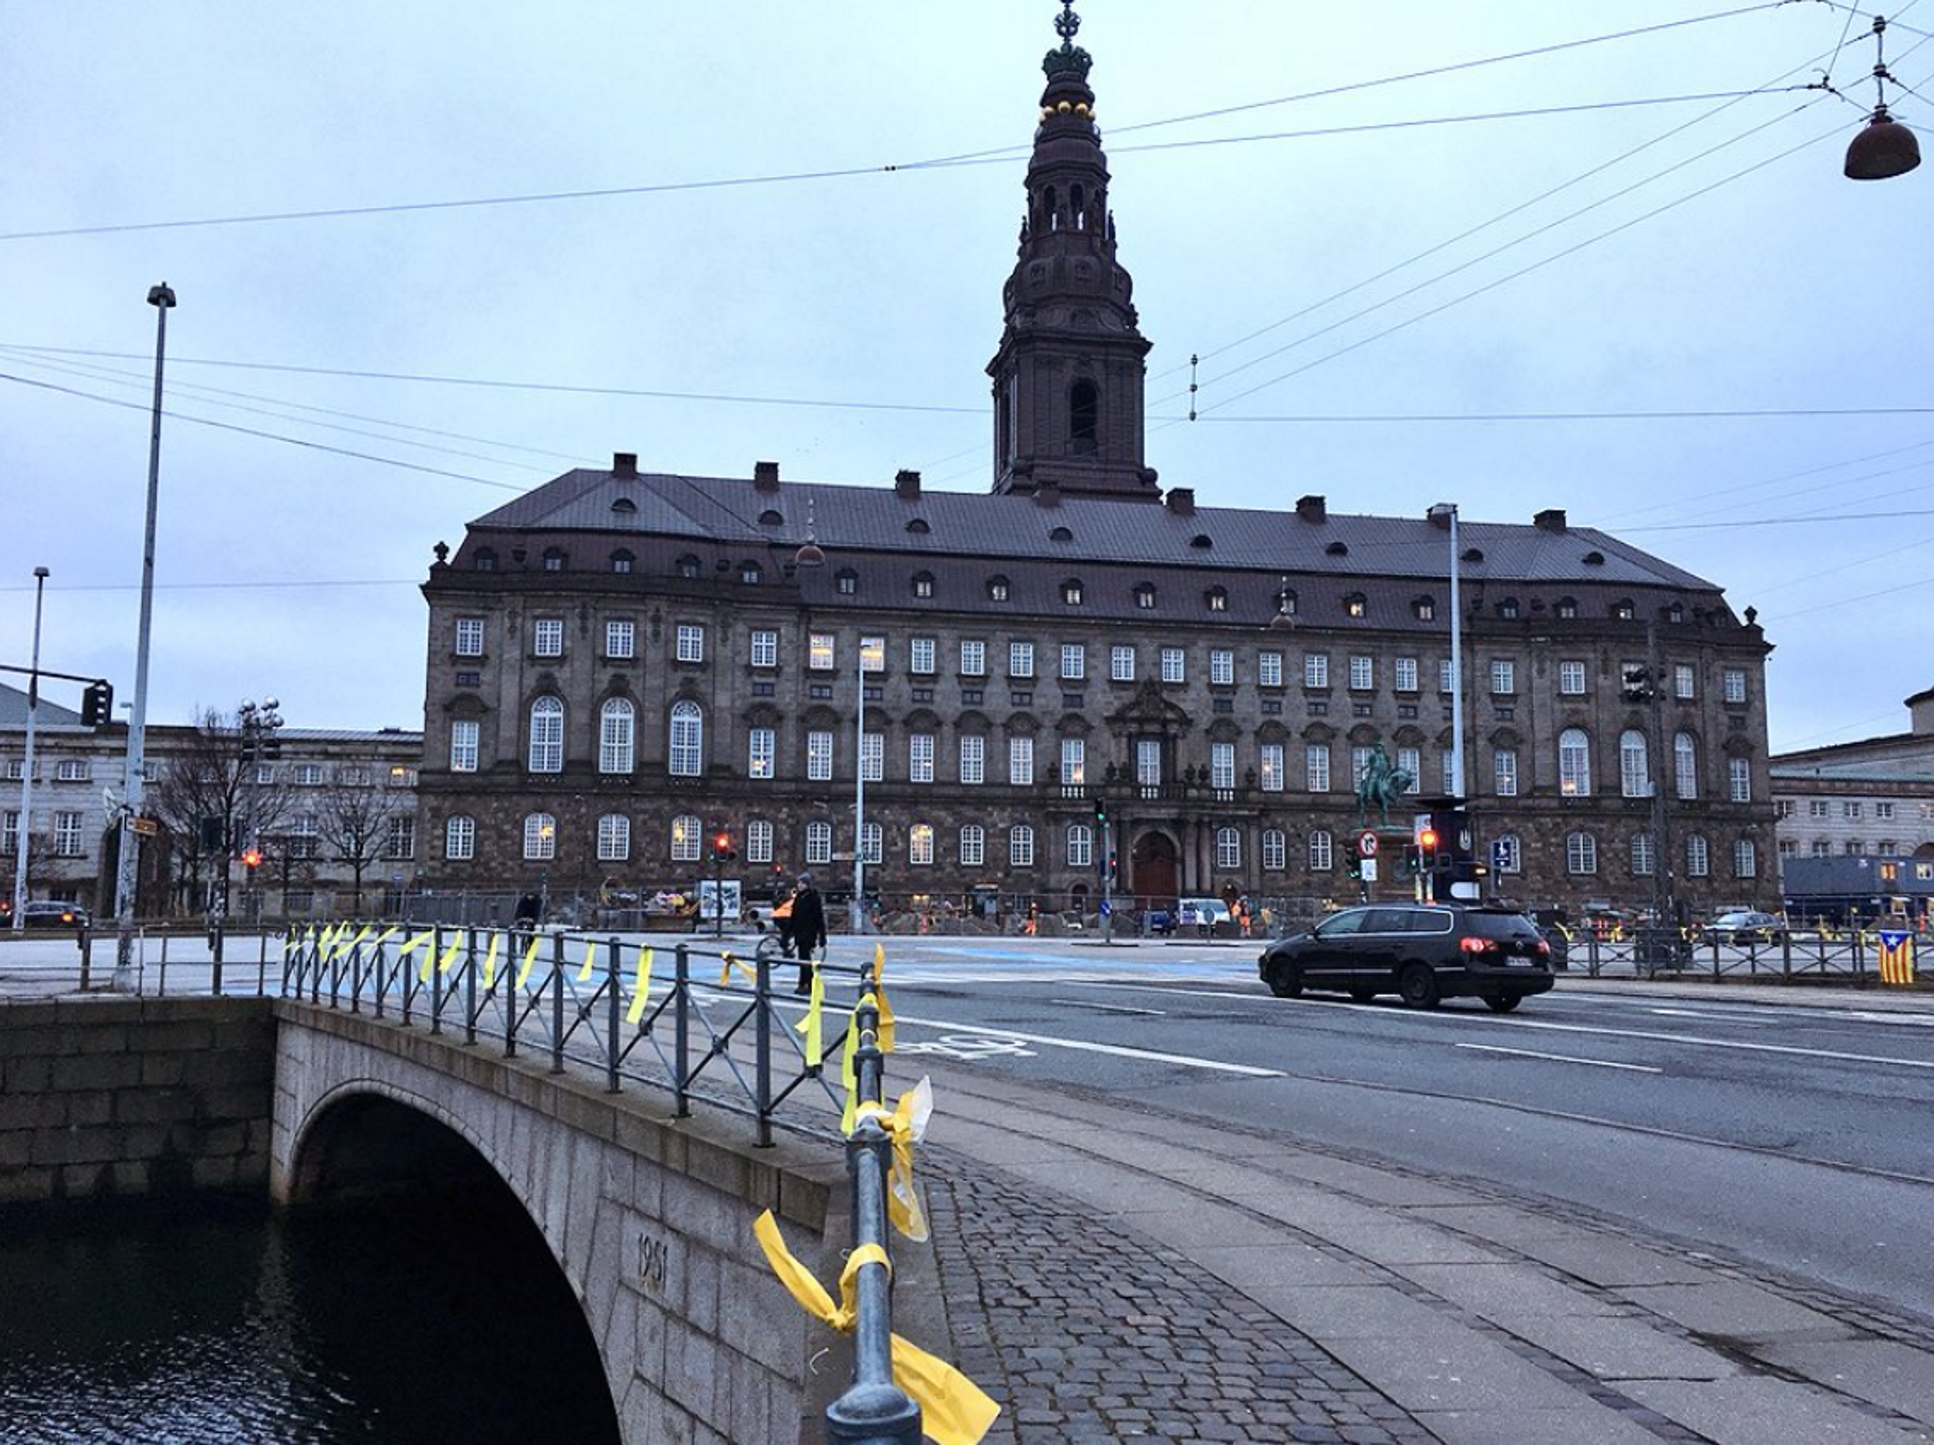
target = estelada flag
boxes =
[1877,930,1915,987]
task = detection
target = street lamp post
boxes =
[114,282,176,986]
[10,567,50,933]
[1429,503,1465,802]
[852,635,878,936]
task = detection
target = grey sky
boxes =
[4,2,1929,751]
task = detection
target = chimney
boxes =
[1296,495,1327,523]
[753,460,780,492]
[894,468,922,499]
[1035,483,1063,507]
[612,451,639,479]
[1164,487,1195,515]
[1534,508,1567,533]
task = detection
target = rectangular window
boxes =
[1211,742,1236,789]
[676,624,705,663]
[861,635,885,674]
[1559,660,1587,695]
[1809,799,1829,818]
[605,620,636,660]
[1260,743,1284,793]
[1349,655,1374,690]
[1490,659,1515,695]
[533,618,564,658]
[1259,651,1284,688]
[1878,801,1896,820]
[597,815,630,862]
[807,731,834,782]
[1439,659,1455,694]
[454,617,485,657]
[1735,838,1757,879]
[1305,654,1329,689]
[1061,737,1085,786]
[1009,736,1034,786]
[1687,835,1710,878]
[748,728,776,780]
[1394,657,1419,693]
[1306,745,1331,792]
[1210,650,1234,686]
[1675,664,1696,700]
[750,629,779,668]
[1397,748,1421,794]
[1137,739,1162,786]
[861,732,883,784]
[959,735,986,785]
[959,824,985,868]
[1723,668,1748,704]
[444,815,475,860]
[810,633,836,670]
[52,812,84,857]
[960,640,987,677]
[1160,647,1186,684]
[1494,748,1518,797]
[910,637,937,675]
[1009,641,1035,679]
[295,763,325,787]
[910,734,935,783]
[1111,645,1136,682]
[1060,643,1085,681]
[1728,756,1752,803]
[747,820,774,865]
[450,719,480,772]
[861,822,883,866]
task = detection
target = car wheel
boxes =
[1398,963,1440,1010]
[1265,959,1302,998]
[1348,985,1377,1003]
[1483,994,1522,1013]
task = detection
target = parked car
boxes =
[1258,903,1554,1012]
[1702,910,1783,945]
[14,900,91,930]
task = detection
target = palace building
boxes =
[412,7,1776,926]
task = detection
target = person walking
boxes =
[789,874,828,994]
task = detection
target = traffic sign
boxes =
[1356,831,1379,857]
[1490,839,1510,870]
[1360,858,1379,882]
[129,815,159,838]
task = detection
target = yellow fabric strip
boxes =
[794,965,825,1063]
[481,931,502,989]
[717,950,756,988]
[515,935,542,990]
[435,934,464,976]
[370,926,399,950]
[398,930,434,957]
[839,1007,862,1134]
[626,948,654,1024]
[576,939,599,983]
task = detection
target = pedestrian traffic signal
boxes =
[1346,845,1363,880]
[81,681,114,727]
[1401,844,1422,875]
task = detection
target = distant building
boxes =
[411,9,1776,925]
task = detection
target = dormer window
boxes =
[988,576,1011,602]
[1498,597,1521,620]
[611,497,638,515]
[1325,541,1348,557]
[1190,534,1214,550]
[1276,587,1297,616]
[1135,583,1157,610]
[913,571,935,599]
[906,518,931,535]
[836,569,859,596]
[1555,597,1578,619]
[1583,551,1606,566]
[1613,598,1636,620]
[1665,602,1686,624]
[677,554,701,579]
[1344,593,1368,618]
[739,562,763,585]
[1050,526,1074,543]
[1061,579,1084,606]
[611,549,635,574]
[1412,595,1435,621]
[1205,586,1229,612]
[758,509,784,526]
[1461,547,1484,564]
[542,547,566,572]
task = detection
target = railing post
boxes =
[374,932,388,1020]
[504,930,517,1058]
[550,932,567,1075]
[430,925,445,1036]
[756,944,774,1149]
[350,933,363,1015]
[674,944,692,1119]
[606,936,622,1094]
[464,926,479,1046]
[158,932,168,998]
[256,928,269,997]
[825,1000,921,1444]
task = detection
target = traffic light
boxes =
[711,829,735,862]
[1093,794,1108,828]
[1346,843,1363,880]
[241,848,262,870]
[81,681,114,727]
[1401,844,1422,875]
[1418,827,1439,864]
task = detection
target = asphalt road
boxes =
[853,937,1934,1324]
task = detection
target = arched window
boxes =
[1631,831,1656,876]
[1216,827,1241,869]
[1308,830,1334,871]
[528,696,564,773]
[599,698,636,774]
[444,815,476,860]
[668,701,703,777]
[670,814,701,862]
[676,554,701,579]
[909,823,935,866]
[1135,583,1157,610]
[1734,837,1757,878]
[805,821,833,864]
[959,824,985,867]
[1069,380,1099,455]
[1261,828,1287,871]
[523,813,556,861]
[1619,729,1650,798]
[1565,831,1597,875]
[1067,824,1093,868]
[598,814,631,862]
[1674,732,1699,800]
[610,548,635,574]
[1558,728,1591,796]
[1686,834,1711,877]
[541,547,565,572]
[1010,825,1036,868]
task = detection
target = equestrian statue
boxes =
[1355,743,1415,826]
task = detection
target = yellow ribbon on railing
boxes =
[576,938,599,983]
[752,1211,998,1445]
[481,931,502,988]
[330,925,373,962]
[853,1078,933,1243]
[717,949,757,987]
[794,964,826,1065]
[515,935,542,990]
[839,1000,865,1134]
[625,948,655,1024]
[872,942,895,1054]
[398,930,433,958]
[435,933,464,976]
[370,926,399,951]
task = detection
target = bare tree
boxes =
[317,778,403,913]
[150,704,294,916]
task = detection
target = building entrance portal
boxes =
[1130,831,1178,911]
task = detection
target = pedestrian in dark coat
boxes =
[790,875,828,993]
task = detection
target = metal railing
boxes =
[280,924,878,1144]
[1575,929,1896,984]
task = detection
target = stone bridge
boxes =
[1,995,871,1444]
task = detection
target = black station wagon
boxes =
[1258,903,1555,1012]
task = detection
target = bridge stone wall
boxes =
[0,997,275,1205]
[271,1002,852,1445]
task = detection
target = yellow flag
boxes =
[626,948,655,1024]
[794,964,825,1064]
[515,935,542,990]
[481,931,502,988]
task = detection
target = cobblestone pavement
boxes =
[925,1153,1440,1445]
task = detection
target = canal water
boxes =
[0,1191,621,1444]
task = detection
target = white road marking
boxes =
[1457,1043,1662,1073]
[888,1010,1287,1077]
[1048,997,1167,1017]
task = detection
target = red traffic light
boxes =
[714,831,732,853]
[241,849,263,868]
[1418,828,1439,853]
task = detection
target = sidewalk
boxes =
[914,1055,1934,1445]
